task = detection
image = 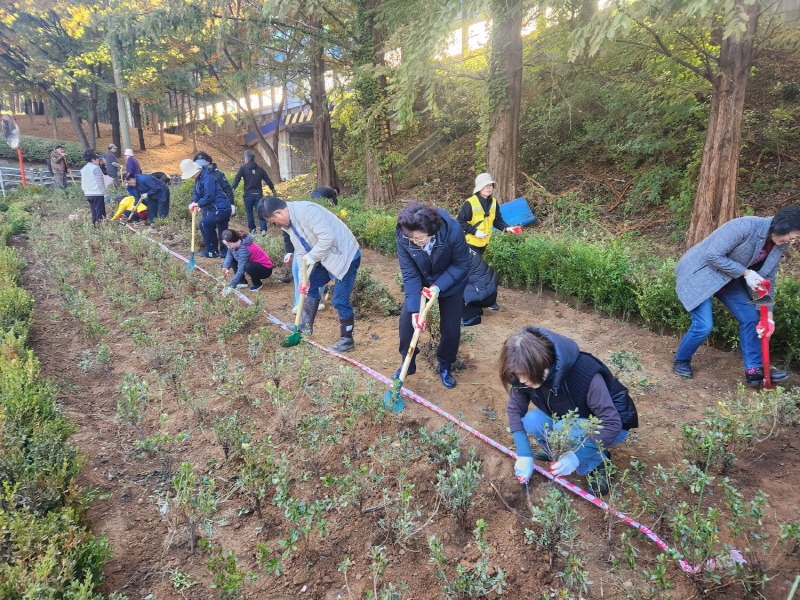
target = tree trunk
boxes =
[179,93,188,142]
[486,0,523,202]
[108,91,121,150]
[131,100,146,150]
[88,83,98,149]
[109,34,133,151]
[308,16,340,191]
[686,2,759,248]
[50,100,59,139]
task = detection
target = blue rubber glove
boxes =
[551,451,579,477]
[514,457,534,483]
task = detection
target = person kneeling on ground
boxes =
[673,205,800,387]
[396,202,470,389]
[220,229,274,292]
[125,173,170,224]
[462,248,499,327]
[110,195,147,222]
[258,196,360,352]
[500,326,638,495]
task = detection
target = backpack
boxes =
[210,164,234,203]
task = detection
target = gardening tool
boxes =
[757,280,774,389]
[126,194,147,223]
[187,207,197,272]
[383,292,436,412]
[282,261,315,348]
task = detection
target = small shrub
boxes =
[435,454,482,527]
[525,488,580,569]
[352,267,401,317]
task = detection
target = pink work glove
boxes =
[188,202,199,213]
[412,312,427,331]
[756,319,775,339]
[222,268,231,279]
[421,285,440,300]
[505,226,523,234]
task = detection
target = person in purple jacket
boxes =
[220,229,274,292]
[500,326,638,495]
[124,148,141,177]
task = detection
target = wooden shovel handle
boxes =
[398,293,437,381]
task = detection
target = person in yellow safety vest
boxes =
[110,195,148,222]
[457,173,522,311]
[457,172,521,255]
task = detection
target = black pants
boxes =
[463,291,497,320]
[399,290,463,370]
[468,244,486,256]
[230,257,273,287]
[86,196,106,224]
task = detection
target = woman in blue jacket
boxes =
[180,159,232,259]
[396,202,470,388]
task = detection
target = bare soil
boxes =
[20,199,800,599]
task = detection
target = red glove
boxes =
[756,319,775,339]
[299,282,310,295]
[412,313,426,331]
[421,286,439,300]
[505,225,523,234]
[188,202,199,213]
[222,268,231,279]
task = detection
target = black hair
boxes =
[83,149,99,162]
[125,173,137,182]
[149,171,171,184]
[397,202,443,237]
[257,196,286,220]
[193,150,213,163]
[770,206,800,236]
[220,229,246,243]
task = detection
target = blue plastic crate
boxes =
[498,197,536,227]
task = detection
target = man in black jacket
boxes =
[232,151,276,233]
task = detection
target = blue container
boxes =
[498,197,536,227]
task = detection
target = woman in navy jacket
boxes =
[396,202,470,388]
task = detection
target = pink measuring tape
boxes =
[126,225,743,574]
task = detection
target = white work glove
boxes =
[188,202,199,213]
[550,451,579,477]
[514,456,534,483]
[505,226,523,234]
[139,193,148,200]
[411,312,426,331]
[303,254,316,267]
[421,285,440,300]
[474,230,488,239]
[743,270,765,291]
[283,252,293,264]
[756,319,775,339]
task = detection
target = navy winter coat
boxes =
[463,249,499,305]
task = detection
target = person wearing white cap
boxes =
[181,158,232,259]
[124,148,141,177]
[456,173,522,310]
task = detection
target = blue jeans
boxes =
[244,193,266,233]
[200,208,232,256]
[675,279,761,370]
[521,408,628,476]
[306,253,360,320]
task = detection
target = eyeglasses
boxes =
[510,375,539,389]
[403,234,432,245]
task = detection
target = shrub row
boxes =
[333,199,800,364]
[0,187,113,598]
[0,135,86,166]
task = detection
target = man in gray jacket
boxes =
[258,197,361,352]
[673,206,800,386]
[80,150,107,224]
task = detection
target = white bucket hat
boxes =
[473,173,496,194]
[179,158,202,180]
[124,148,134,157]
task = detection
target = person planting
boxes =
[501,326,638,496]
[125,173,170,224]
[220,229,274,292]
[258,196,361,352]
[396,202,470,389]
[110,195,147,222]
[673,205,800,387]
[181,158,232,259]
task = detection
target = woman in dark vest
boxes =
[500,326,638,495]
[462,248,499,326]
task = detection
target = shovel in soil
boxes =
[282,262,315,348]
[383,292,436,412]
[756,281,775,389]
[187,208,197,272]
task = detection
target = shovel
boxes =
[187,208,197,272]
[383,292,436,412]
[756,281,775,389]
[282,262,314,348]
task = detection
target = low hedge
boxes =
[0,188,113,598]
[0,135,85,166]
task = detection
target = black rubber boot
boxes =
[439,363,456,388]
[299,297,320,335]
[329,317,355,352]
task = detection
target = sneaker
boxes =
[673,360,693,378]
[461,316,481,327]
[198,251,219,258]
[586,462,609,496]
[487,303,500,311]
[745,367,789,387]
[249,285,262,292]
[319,302,326,311]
